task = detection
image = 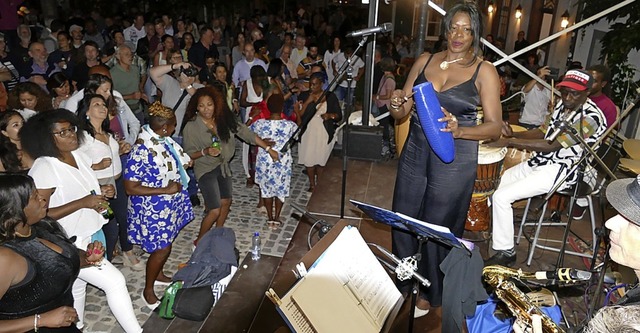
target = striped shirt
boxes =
[529,99,606,185]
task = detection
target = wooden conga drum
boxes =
[466,145,507,231]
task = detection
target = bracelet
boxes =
[170,63,175,70]
[186,84,194,90]
[34,313,40,332]
[201,148,206,156]
[265,146,271,152]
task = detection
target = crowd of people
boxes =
[0,0,635,332]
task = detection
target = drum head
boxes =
[623,139,640,160]
[620,158,640,175]
[478,146,507,165]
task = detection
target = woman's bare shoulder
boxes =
[477,59,499,81]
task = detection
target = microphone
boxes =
[547,109,577,142]
[534,268,592,282]
[290,203,333,238]
[346,23,393,38]
[368,243,431,287]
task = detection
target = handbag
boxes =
[172,285,214,321]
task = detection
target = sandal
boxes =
[267,220,281,229]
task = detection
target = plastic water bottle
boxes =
[251,232,261,260]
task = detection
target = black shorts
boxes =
[198,166,233,210]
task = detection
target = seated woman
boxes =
[183,87,278,244]
[0,173,105,332]
[75,94,141,268]
[125,102,195,308]
[0,111,31,172]
[21,110,142,333]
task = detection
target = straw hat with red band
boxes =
[556,69,594,91]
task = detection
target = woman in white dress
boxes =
[296,73,341,191]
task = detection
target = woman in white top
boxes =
[153,34,176,67]
[76,94,143,270]
[239,65,266,188]
[323,36,341,84]
[22,109,142,333]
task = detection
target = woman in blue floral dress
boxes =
[250,94,298,227]
[124,102,194,308]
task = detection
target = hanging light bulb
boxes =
[515,5,523,19]
[487,1,495,14]
[561,10,570,28]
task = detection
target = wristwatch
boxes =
[186,84,194,90]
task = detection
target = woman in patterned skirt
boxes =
[250,94,298,227]
[124,102,195,308]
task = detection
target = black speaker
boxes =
[346,125,383,161]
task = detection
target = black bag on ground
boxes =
[172,285,214,321]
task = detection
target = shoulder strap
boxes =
[471,60,484,82]
[421,53,435,73]
[173,89,189,111]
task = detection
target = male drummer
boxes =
[484,69,607,267]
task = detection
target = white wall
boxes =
[574,17,640,81]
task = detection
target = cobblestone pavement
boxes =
[82,145,311,333]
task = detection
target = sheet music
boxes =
[281,292,317,333]
[293,226,402,332]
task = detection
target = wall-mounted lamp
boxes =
[487,1,495,14]
[515,5,522,19]
[560,10,570,28]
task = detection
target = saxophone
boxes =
[483,265,565,333]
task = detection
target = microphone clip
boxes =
[547,109,577,142]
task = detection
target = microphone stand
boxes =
[282,35,369,219]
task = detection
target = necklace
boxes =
[15,227,32,238]
[440,56,465,70]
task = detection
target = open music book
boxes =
[265,226,403,333]
[350,200,474,253]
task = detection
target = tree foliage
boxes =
[579,0,640,106]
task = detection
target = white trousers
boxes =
[72,236,142,333]
[491,162,563,251]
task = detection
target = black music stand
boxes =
[351,200,473,332]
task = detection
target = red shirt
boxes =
[590,94,617,128]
